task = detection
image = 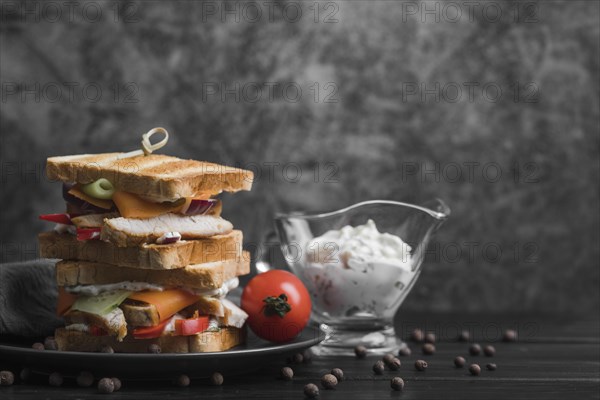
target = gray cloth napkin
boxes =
[0,259,62,337]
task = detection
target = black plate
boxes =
[0,325,325,379]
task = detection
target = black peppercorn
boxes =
[486,363,497,371]
[321,373,337,389]
[354,345,368,358]
[280,367,294,381]
[49,372,63,387]
[411,328,424,342]
[398,346,411,357]
[390,376,405,391]
[503,329,518,342]
[422,343,436,355]
[302,349,313,363]
[483,345,496,357]
[77,371,94,387]
[44,336,58,351]
[469,343,481,356]
[415,360,428,371]
[469,364,481,376]
[175,374,190,387]
[373,360,385,375]
[292,353,304,364]
[454,356,466,368]
[19,368,31,383]
[32,342,44,351]
[304,383,320,398]
[98,377,115,393]
[383,353,395,365]
[210,372,224,386]
[458,330,470,342]
[111,377,122,391]
[388,357,401,371]
[330,368,344,381]
[100,345,114,354]
[0,370,15,386]
[424,333,436,344]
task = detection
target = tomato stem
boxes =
[263,293,291,318]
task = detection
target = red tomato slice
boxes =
[174,317,210,336]
[76,227,101,241]
[132,318,171,339]
[39,213,73,225]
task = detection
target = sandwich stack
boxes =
[38,149,254,353]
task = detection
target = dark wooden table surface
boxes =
[1,312,599,399]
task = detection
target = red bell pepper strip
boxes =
[39,213,73,225]
[76,227,101,241]
[132,318,171,339]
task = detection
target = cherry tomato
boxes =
[241,270,311,343]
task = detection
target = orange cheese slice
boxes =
[112,191,184,219]
[127,289,200,322]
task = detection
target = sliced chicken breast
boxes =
[64,308,128,341]
[71,212,120,228]
[101,214,233,247]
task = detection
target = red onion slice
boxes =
[181,199,217,215]
[156,232,182,244]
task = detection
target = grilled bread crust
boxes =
[46,153,253,201]
[55,252,250,289]
[55,326,246,353]
[39,230,243,270]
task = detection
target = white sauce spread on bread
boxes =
[64,323,89,332]
[65,277,240,297]
[66,281,165,296]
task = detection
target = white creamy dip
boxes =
[304,219,415,318]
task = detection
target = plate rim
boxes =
[0,324,325,360]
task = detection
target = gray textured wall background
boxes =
[1,0,598,315]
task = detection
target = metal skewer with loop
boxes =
[117,127,170,159]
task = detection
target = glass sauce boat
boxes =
[273,200,450,355]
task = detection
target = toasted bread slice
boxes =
[39,230,243,270]
[54,326,246,353]
[56,253,250,289]
[46,153,253,201]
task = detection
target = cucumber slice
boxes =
[71,290,132,316]
[81,178,115,200]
